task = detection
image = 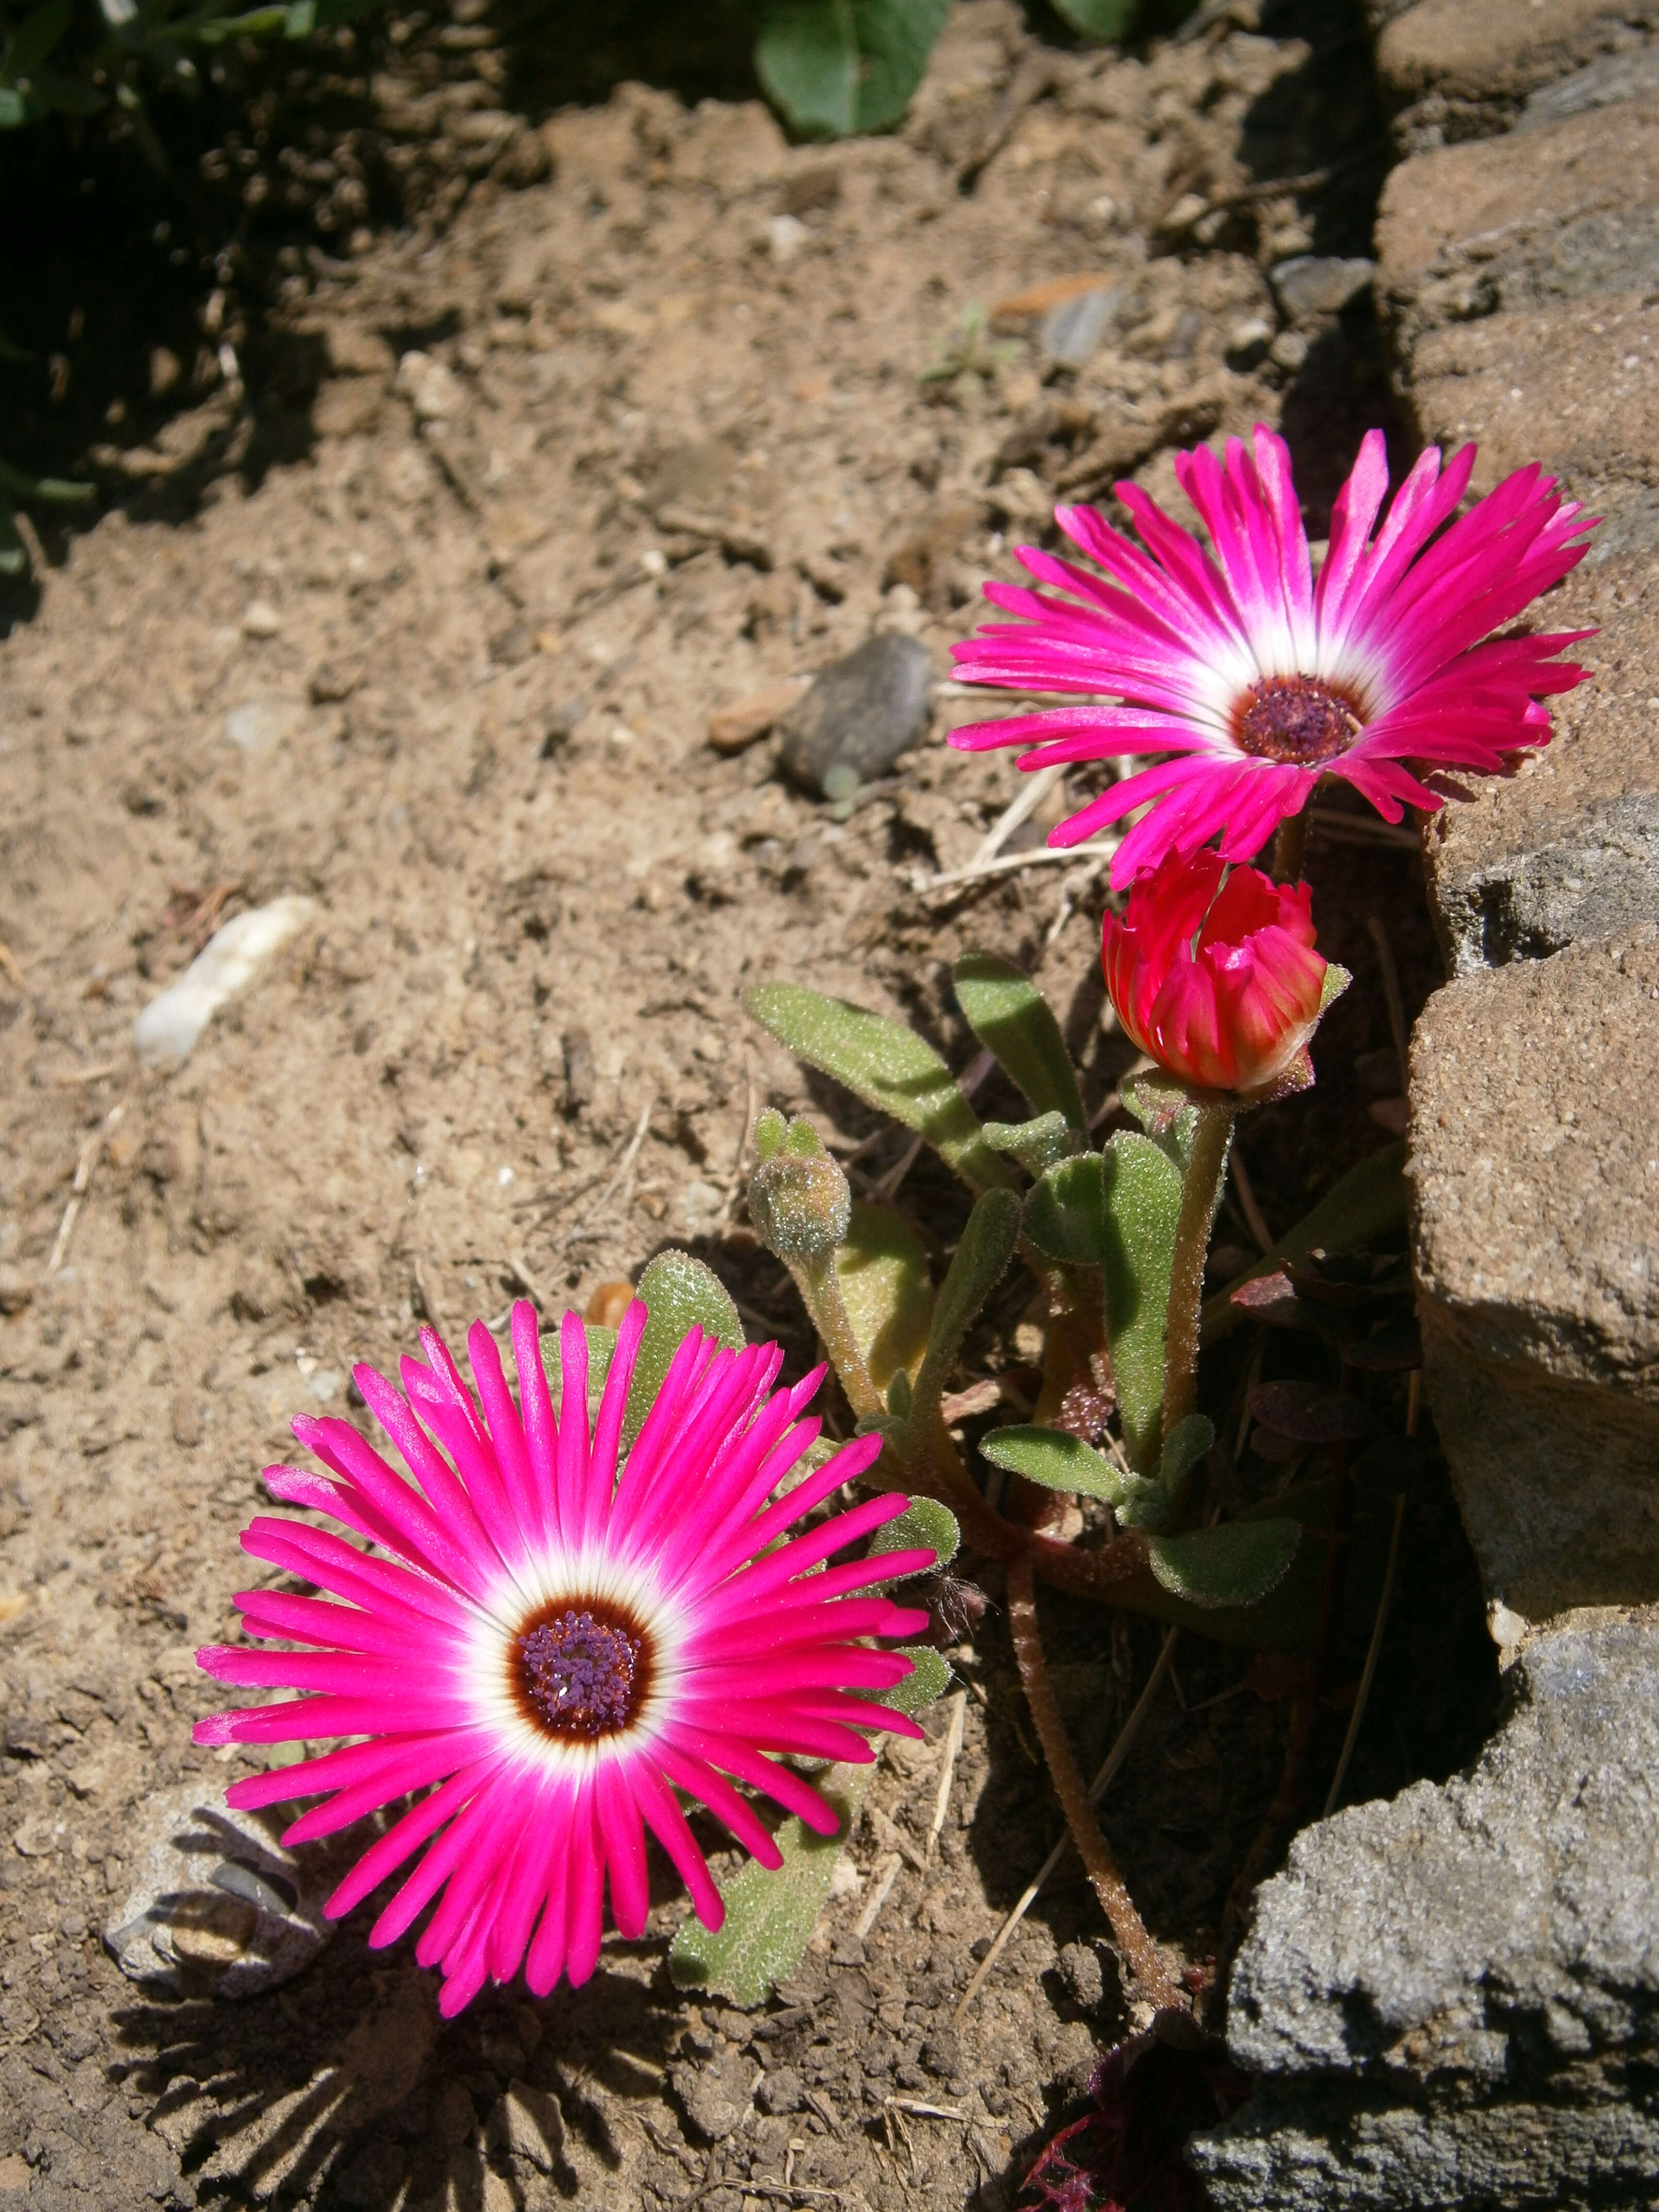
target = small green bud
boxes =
[746,1112,852,1265]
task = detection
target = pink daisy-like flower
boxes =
[951,424,1596,886]
[195,1302,932,2017]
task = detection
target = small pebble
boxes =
[777,632,933,797]
[0,1265,30,1317]
[224,697,302,753]
[707,678,808,756]
[134,896,318,1068]
[1041,286,1119,369]
[240,601,281,640]
[1270,255,1376,328]
[395,349,464,423]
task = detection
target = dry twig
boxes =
[46,1099,127,1276]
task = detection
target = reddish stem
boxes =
[1007,1553,1183,2011]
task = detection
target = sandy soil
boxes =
[0,6,1492,2207]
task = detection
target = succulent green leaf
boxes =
[2,0,70,82]
[885,1642,951,1715]
[900,1189,1020,1467]
[1145,1519,1300,1608]
[869,1498,959,1575]
[953,953,1087,1136]
[1022,1152,1107,1266]
[0,454,95,503]
[979,1424,1120,1501]
[746,982,1014,1194]
[1202,1142,1408,1344]
[623,1251,744,1447]
[669,1644,947,2005]
[1159,1413,1214,1509]
[754,0,950,140]
[835,1201,934,1393]
[983,1112,1078,1178]
[1108,1475,1175,1530]
[1048,0,1140,38]
[1099,1131,1183,1470]
[1120,1070,1197,1168]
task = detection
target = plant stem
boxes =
[799,1253,883,1422]
[1271,809,1310,882]
[1162,1102,1234,1447]
[1007,1553,1183,2011]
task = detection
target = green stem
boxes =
[1162,1102,1234,1448]
[798,1253,882,1422]
[1271,809,1310,883]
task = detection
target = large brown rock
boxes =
[1375,93,1659,361]
[1377,97,1659,973]
[1370,0,1659,146]
[1407,928,1659,1619]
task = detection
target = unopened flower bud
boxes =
[747,1112,851,1266]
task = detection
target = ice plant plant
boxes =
[1102,847,1347,1435]
[951,424,1595,882]
[194,1299,934,2017]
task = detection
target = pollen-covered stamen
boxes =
[1233,675,1362,766]
[515,1601,651,1739]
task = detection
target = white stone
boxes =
[133,897,318,1067]
[395,349,464,422]
[224,697,303,753]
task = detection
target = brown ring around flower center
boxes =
[1233,675,1362,766]
[512,1596,654,1741]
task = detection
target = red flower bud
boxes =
[1101,849,1340,1099]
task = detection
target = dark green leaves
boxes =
[746,982,1014,1194]
[868,1497,959,1576]
[900,1189,1020,1466]
[983,1111,1077,1179]
[954,953,1087,1138]
[835,1201,934,1394]
[1145,1519,1300,1609]
[1048,0,1141,38]
[981,1424,1118,1500]
[623,1251,744,1448]
[1023,1152,1107,1267]
[1099,1132,1183,1470]
[754,0,951,140]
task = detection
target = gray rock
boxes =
[1408,928,1659,1619]
[1057,1938,1107,2011]
[756,2065,805,2116]
[1520,39,1659,132]
[224,697,303,753]
[670,2044,753,2141]
[777,632,934,796]
[1189,1609,1659,2210]
[104,1780,336,1997]
[1269,257,1375,326]
[1041,286,1120,368]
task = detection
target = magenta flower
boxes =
[951,425,1595,885]
[196,1303,931,2017]
[1101,848,1337,1098]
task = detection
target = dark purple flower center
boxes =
[516,1601,650,1739]
[1233,675,1361,766]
